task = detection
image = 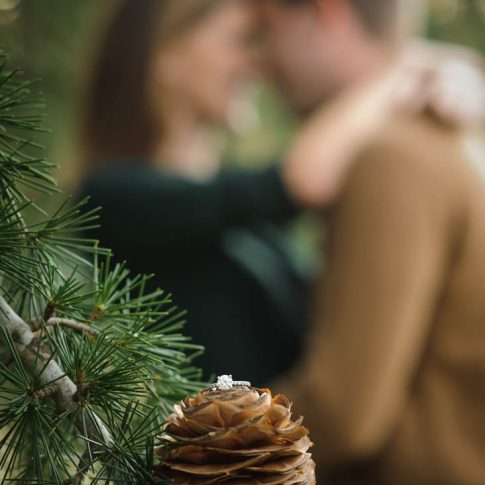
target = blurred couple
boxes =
[79,0,485,483]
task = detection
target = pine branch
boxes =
[0,294,33,349]
[0,295,114,450]
[31,317,99,336]
[47,317,98,335]
[0,295,76,407]
[0,54,204,483]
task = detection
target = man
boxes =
[261,0,485,483]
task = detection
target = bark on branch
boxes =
[30,316,99,335]
[0,295,114,470]
[47,317,99,335]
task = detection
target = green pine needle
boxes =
[0,54,204,484]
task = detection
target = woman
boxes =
[80,0,310,385]
[78,0,472,384]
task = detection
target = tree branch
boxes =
[69,448,92,485]
[32,383,58,400]
[0,295,113,443]
[46,317,99,335]
[0,296,34,350]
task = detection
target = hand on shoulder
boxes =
[283,41,485,209]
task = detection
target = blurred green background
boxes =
[0,0,484,192]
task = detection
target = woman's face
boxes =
[152,2,258,124]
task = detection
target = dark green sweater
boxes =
[80,163,308,386]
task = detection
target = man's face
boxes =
[259,0,343,114]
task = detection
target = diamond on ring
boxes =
[211,375,251,391]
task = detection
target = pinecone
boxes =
[154,385,316,484]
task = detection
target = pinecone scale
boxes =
[155,387,316,484]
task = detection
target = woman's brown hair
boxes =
[80,0,227,171]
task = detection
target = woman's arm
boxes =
[81,163,297,252]
[284,44,485,208]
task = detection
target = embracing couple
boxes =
[80,1,485,483]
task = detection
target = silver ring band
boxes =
[233,380,251,387]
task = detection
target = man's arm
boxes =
[280,143,459,471]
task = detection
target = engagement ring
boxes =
[210,374,251,391]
